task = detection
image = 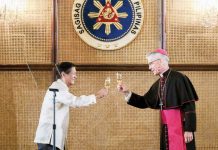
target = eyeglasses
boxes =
[148,59,160,66]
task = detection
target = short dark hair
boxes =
[56,62,76,78]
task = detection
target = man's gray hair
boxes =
[146,52,169,65]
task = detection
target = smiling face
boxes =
[146,49,170,76]
[61,67,77,87]
[148,59,162,76]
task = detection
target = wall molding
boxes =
[0,64,217,71]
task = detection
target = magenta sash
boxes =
[161,109,186,150]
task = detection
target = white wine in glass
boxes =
[116,72,122,84]
[104,77,111,89]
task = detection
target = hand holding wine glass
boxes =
[116,73,130,96]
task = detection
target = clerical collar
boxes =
[160,69,170,78]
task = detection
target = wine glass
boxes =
[116,72,122,84]
[104,77,111,89]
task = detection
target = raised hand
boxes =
[95,88,108,99]
[117,83,130,96]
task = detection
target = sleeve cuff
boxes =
[184,112,196,132]
[124,91,132,102]
[90,94,97,104]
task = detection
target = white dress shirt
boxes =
[34,79,96,150]
[124,91,132,102]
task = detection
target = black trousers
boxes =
[37,143,60,150]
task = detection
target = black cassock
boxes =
[127,69,198,150]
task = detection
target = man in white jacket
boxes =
[34,62,108,150]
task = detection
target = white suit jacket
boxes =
[34,79,96,150]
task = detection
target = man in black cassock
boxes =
[117,49,198,150]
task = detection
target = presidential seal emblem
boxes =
[72,0,144,50]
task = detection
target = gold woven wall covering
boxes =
[67,71,160,150]
[183,71,218,149]
[166,0,218,64]
[66,71,218,149]
[0,0,218,149]
[0,71,52,149]
[0,0,52,64]
[58,0,160,64]
[0,71,217,149]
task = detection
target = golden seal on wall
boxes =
[72,0,144,50]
